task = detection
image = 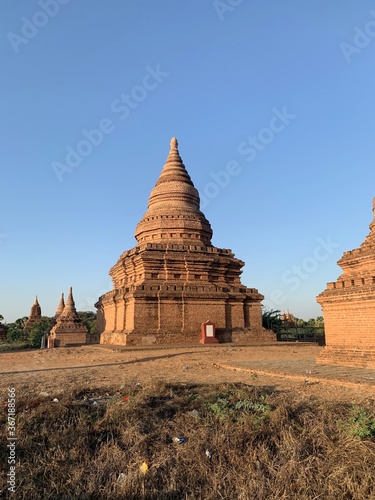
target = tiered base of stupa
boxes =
[49,324,88,347]
[96,243,275,345]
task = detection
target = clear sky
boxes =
[1,1,374,322]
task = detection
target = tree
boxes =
[26,318,52,348]
[6,317,29,342]
[262,309,282,331]
[78,311,97,334]
[0,315,6,340]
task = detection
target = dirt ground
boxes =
[1,343,374,404]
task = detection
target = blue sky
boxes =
[1,0,374,322]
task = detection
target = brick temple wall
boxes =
[316,294,375,368]
[98,288,274,345]
[317,198,375,368]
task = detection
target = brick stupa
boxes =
[96,138,274,345]
[317,197,375,368]
[24,296,42,331]
[49,288,88,347]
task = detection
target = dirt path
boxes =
[1,344,374,403]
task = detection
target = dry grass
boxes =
[1,381,375,499]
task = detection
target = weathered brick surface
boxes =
[97,139,275,345]
[317,198,375,368]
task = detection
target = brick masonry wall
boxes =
[99,286,269,343]
[317,295,375,368]
[53,332,87,347]
[317,198,375,368]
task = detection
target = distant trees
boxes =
[0,315,6,340]
[307,316,324,328]
[262,308,324,334]
[262,309,282,331]
[5,317,29,342]
[78,311,97,334]
[26,318,52,348]
[305,316,324,334]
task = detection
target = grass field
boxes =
[1,380,375,499]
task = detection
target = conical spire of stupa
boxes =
[134,137,213,245]
[60,287,79,319]
[153,137,195,189]
[360,196,375,249]
[55,293,65,318]
[369,197,375,235]
[29,296,41,318]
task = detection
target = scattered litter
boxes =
[123,397,129,402]
[183,365,190,371]
[39,392,50,398]
[76,396,112,406]
[139,461,149,475]
[117,473,127,484]
[188,409,199,419]
[173,436,186,444]
[52,398,59,403]
[205,449,212,459]
[305,370,317,375]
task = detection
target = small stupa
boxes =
[317,197,375,368]
[49,288,88,347]
[96,137,274,345]
[24,296,42,331]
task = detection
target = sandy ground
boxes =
[1,343,374,404]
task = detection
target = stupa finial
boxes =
[170,137,178,151]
